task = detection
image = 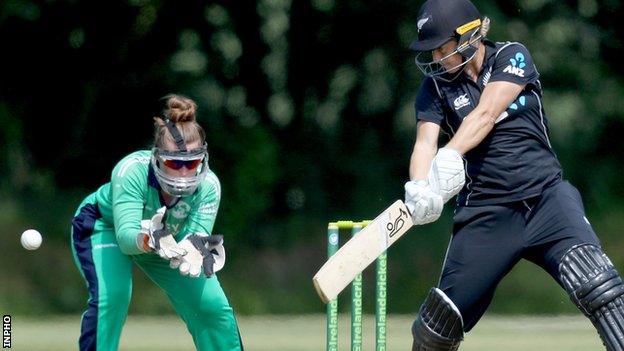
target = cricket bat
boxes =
[312,200,414,303]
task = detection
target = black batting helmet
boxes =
[410,0,487,81]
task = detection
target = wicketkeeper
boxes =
[70,94,243,350]
[404,0,624,350]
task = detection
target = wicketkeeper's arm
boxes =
[111,175,151,255]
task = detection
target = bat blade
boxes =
[313,200,414,303]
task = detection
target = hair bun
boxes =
[164,94,197,123]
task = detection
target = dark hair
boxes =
[153,94,205,148]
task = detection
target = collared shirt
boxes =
[415,39,562,206]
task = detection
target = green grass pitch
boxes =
[10,314,602,350]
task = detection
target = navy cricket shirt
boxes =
[415,39,562,206]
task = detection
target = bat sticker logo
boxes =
[387,208,409,238]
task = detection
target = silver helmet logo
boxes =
[417,17,430,31]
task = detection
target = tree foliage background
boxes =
[1,0,623,315]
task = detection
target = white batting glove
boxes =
[140,206,186,260]
[404,180,443,225]
[428,147,466,203]
[170,234,226,278]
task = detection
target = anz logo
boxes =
[453,94,470,110]
[503,52,526,77]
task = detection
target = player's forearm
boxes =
[116,227,146,255]
[409,141,437,180]
[410,121,441,180]
[447,81,525,154]
[116,224,147,255]
[113,201,148,255]
[446,109,496,154]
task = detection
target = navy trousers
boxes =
[438,180,601,331]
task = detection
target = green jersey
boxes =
[90,150,221,255]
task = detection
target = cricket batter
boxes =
[70,94,243,350]
[404,0,624,349]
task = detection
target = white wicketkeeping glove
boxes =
[170,234,226,278]
[404,180,443,225]
[428,147,466,203]
[140,206,186,260]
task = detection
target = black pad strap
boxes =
[559,244,624,349]
[412,288,463,351]
[158,115,187,152]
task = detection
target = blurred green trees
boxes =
[1,0,623,315]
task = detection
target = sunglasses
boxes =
[162,158,203,170]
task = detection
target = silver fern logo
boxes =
[417,17,430,31]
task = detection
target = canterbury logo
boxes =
[453,94,470,110]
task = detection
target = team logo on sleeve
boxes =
[496,95,527,123]
[509,95,526,110]
[453,94,470,110]
[503,52,526,77]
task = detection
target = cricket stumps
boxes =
[325,221,387,351]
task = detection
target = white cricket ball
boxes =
[21,229,43,250]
